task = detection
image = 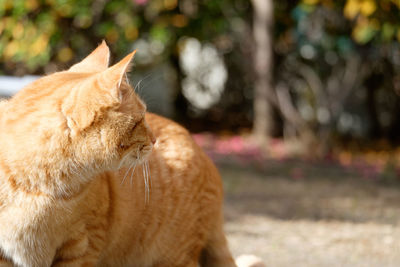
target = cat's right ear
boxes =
[98,50,136,102]
[69,40,110,73]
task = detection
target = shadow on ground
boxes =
[221,159,400,225]
[220,159,400,267]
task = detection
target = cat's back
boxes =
[146,112,220,180]
[145,112,223,208]
[145,112,197,159]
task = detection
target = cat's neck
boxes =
[0,154,95,200]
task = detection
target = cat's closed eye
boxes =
[131,119,143,132]
[119,143,128,149]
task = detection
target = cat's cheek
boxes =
[138,144,154,160]
[114,149,135,169]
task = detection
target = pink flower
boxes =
[134,0,148,5]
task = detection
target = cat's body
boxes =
[0,42,236,267]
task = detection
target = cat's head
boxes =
[0,42,155,179]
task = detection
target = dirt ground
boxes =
[220,160,400,267]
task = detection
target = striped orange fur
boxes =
[0,42,236,267]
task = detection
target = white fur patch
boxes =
[236,254,266,267]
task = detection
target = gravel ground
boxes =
[220,161,400,267]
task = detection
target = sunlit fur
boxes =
[0,42,236,267]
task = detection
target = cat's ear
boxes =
[69,40,110,73]
[62,51,136,134]
[98,50,136,101]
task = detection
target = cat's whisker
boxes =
[134,72,154,93]
[121,160,136,185]
[134,73,162,95]
[144,161,149,203]
[142,164,148,204]
[145,161,151,191]
[117,160,123,170]
[126,82,137,98]
[130,148,140,186]
[129,162,137,187]
[140,75,162,90]
[124,73,130,85]
[140,96,158,107]
[118,153,130,169]
[134,77,147,94]
[146,161,151,202]
[142,158,150,204]
[135,80,143,94]
[146,166,149,204]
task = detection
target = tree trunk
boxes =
[251,0,276,142]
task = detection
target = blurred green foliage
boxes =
[0,0,249,75]
[273,0,400,146]
[0,0,143,73]
[1,0,400,144]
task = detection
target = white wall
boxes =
[0,76,40,96]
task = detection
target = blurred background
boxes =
[2,0,400,266]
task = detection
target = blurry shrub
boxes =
[1,0,400,145]
[273,0,400,148]
[0,0,143,74]
[0,0,253,131]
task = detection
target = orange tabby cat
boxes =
[0,42,237,267]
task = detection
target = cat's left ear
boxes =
[98,50,136,102]
[69,40,110,73]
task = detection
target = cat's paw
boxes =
[235,254,265,267]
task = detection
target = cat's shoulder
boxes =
[145,112,190,138]
[145,113,201,161]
